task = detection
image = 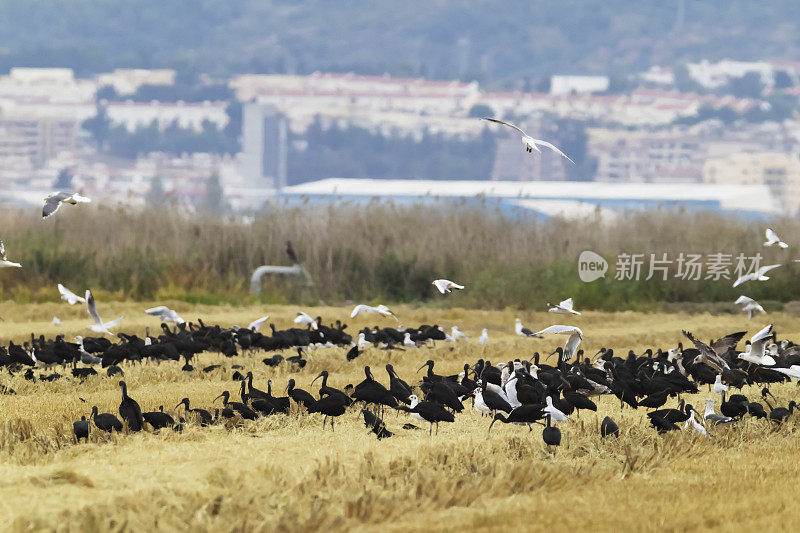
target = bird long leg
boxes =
[429,423,432,436]
[323,416,327,430]
[435,422,439,436]
[331,418,335,432]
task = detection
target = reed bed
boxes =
[0,200,796,309]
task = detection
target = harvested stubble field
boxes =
[1,302,799,532]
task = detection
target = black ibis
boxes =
[213,390,258,420]
[91,405,122,432]
[118,380,143,432]
[487,405,545,432]
[395,394,454,435]
[73,415,89,441]
[311,371,352,406]
[386,364,412,404]
[286,379,316,409]
[307,394,348,430]
[143,406,175,430]
[352,366,398,413]
[176,397,213,426]
[542,415,562,448]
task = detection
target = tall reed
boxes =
[0,200,794,309]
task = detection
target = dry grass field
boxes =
[1,302,799,532]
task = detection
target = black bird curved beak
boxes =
[213,393,223,403]
[311,372,324,385]
[488,417,497,433]
[544,349,558,362]
[416,362,428,373]
[174,402,183,410]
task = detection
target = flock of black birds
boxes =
[2,316,799,449]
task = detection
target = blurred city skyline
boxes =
[0,1,798,217]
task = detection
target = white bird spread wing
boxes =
[734,295,755,306]
[59,283,86,304]
[757,264,781,277]
[86,290,104,326]
[145,306,170,318]
[295,311,318,329]
[42,192,70,219]
[104,316,125,329]
[751,323,773,345]
[764,228,788,248]
[531,139,576,164]
[480,117,528,136]
[350,304,369,318]
[0,239,5,260]
[534,325,583,337]
[248,315,270,332]
[376,304,399,321]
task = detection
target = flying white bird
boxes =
[58,283,85,304]
[42,191,91,219]
[515,318,541,337]
[85,290,124,335]
[51,316,61,326]
[294,311,318,330]
[534,325,584,361]
[547,297,581,315]
[432,279,465,294]
[764,228,788,248]
[481,117,575,163]
[737,324,776,366]
[350,304,398,321]
[0,239,21,268]
[734,295,765,319]
[479,328,489,345]
[145,305,185,324]
[732,264,781,288]
[247,315,270,332]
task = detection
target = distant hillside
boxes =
[0,1,799,87]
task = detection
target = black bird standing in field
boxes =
[91,405,123,433]
[214,390,258,420]
[395,394,455,435]
[118,380,144,432]
[307,393,349,430]
[312,371,353,406]
[286,379,316,409]
[143,406,175,430]
[542,415,562,449]
[73,416,89,442]
[176,397,213,426]
[487,404,546,432]
[386,364,412,405]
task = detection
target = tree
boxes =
[201,172,226,213]
[146,175,165,206]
